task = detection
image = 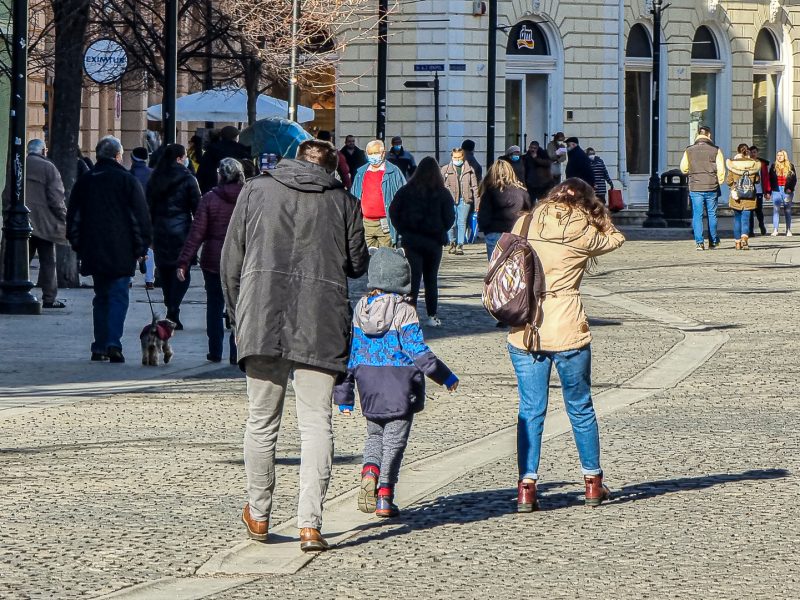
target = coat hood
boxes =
[354,294,404,336]
[533,202,593,245]
[267,158,343,193]
[212,182,243,204]
[726,156,760,176]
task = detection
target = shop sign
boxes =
[84,39,128,85]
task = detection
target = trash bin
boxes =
[660,169,691,227]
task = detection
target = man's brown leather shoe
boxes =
[241,504,268,542]
[299,527,330,552]
[517,480,538,513]
[584,474,611,507]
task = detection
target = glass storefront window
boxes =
[752,73,778,160]
[690,72,717,141]
[625,70,650,175]
[505,79,522,150]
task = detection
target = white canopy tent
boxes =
[146,88,315,124]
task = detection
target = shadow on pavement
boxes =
[334,469,789,548]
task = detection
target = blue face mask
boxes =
[392,145,402,152]
[367,154,383,166]
[453,159,464,167]
[510,155,520,162]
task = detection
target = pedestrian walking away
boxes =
[680,126,726,250]
[22,139,67,308]
[350,139,406,248]
[748,145,771,236]
[461,139,483,183]
[547,132,567,187]
[726,144,760,250]
[130,146,156,289]
[317,130,352,189]
[499,145,526,185]
[442,148,479,255]
[196,126,250,193]
[586,147,614,204]
[564,138,595,188]
[66,136,152,364]
[147,144,201,329]
[334,247,459,518]
[769,150,796,237]
[522,141,553,203]
[507,178,624,512]
[390,156,455,328]
[341,135,368,178]
[477,160,532,261]
[177,158,244,364]
[221,139,368,552]
[386,136,417,179]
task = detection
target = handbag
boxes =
[466,211,479,244]
[608,189,624,213]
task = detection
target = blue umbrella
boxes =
[239,117,313,159]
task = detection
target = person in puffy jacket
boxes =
[334,248,458,518]
[441,148,479,255]
[177,158,244,363]
[147,143,201,328]
[725,144,760,250]
[508,178,624,513]
[477,159,531,259]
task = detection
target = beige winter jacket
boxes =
[441,161,479,206]
[25,153,67,244]
[508,202,625,352]
[726,155,761,212]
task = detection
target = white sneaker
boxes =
[772,230,780,237]
[787,230,793,237]
[425,315,442,327]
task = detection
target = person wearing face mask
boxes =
[500,145,526,185]
[547,132,568,186]
[147,143,201,329]
[586,148,613,204]
[66,136,152,363]
[386,136,417,179]
[441,148,479,255]
[350,139,407,248]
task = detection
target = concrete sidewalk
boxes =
[0,266,231,416]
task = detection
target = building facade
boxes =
[336,0,799,204]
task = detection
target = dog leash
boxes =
[144,285,158,322]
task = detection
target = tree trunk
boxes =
[243,50,262,127]
[50,0,91,288]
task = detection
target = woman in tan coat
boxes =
[726,144,760,250]
[508,178,625,512]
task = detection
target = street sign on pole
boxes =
[414,64,445,72]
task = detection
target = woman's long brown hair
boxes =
[540,178,612,232]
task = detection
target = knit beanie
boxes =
[367,247,411,295]
[131,147,149,162]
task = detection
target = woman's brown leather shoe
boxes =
[584,474,611,507]
[517,480,538,513]
[299,527,330,552]
[241,504,268,542]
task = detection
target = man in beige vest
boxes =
[680,126,726,251]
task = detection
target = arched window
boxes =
[753,29,781,159]
[690,26,722,141]
[625,25,652,175]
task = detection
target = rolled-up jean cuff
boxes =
[521,472,538,481]
[581,467,603,476]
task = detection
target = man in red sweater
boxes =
[350,139,407,248]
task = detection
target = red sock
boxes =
[378,486,393,498]
[361,464,380,479]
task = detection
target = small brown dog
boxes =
[140,319,176,366]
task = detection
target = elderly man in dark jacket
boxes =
[67,136,152,363]
[564,137,596,187]
[222,139,368,553]
[25,139,67,308]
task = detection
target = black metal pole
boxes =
[376,0,388,140]
[288,0,300,121]
[164,0,178,144]
[0,0,40,315]
[434,72,440,163]
[486,0,497,167]
[204,0,214,130]
[643,0,667,228]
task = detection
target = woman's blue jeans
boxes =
[485,232,502,260]
[732,209,751,240]
[447,200,472,245]
[772,187,793,231]
[508,344,602,480]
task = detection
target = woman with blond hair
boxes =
[769,150,797,236]
[477,159,532,259]
[508,178,625,513]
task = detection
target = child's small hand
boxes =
[447,381,459,392]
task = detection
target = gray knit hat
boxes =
[367,247,411,295]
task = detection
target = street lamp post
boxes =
[376,0,388,140]
[0,0,41,315]
[485,0,497,167]
[643,0,667,228]
[287,0,300,122]
[164,0,178,144]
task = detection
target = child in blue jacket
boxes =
[335,247,459,517]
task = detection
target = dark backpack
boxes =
[482,213,546,351]
[736,171,756,200]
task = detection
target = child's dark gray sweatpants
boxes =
[363,415,414,487]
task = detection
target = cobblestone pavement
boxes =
[1,230,798,598]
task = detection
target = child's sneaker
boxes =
[358,465,379,513]
[375,487,400,518]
